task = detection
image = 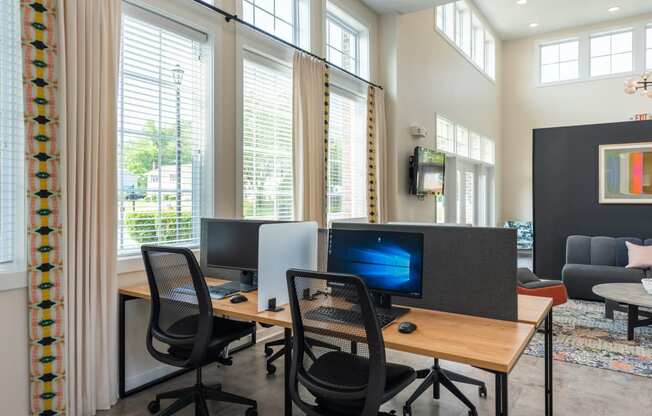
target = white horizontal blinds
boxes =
[117,10,207,256]
[243,0,296,44]
[326,16,359,74]
[436,116,455,153]
[481,137,495,164]
[646,26,652,70]
[327,87,367,222]
[469,132,481,160]
[242,52,294,220]
[0,0,23,265]
[590,30,633,77]
[540,40,580,83]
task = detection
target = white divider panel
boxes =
[257,222,318,312]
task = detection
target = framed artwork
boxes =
[599,142,652,204]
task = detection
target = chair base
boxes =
[148,367,257,416]
[403,359,483,416]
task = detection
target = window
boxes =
[0,0,24,268]
[470,132,481,161]
[436,116,455,153]
[455,125,469,158]
[540,39,579,83]
[327,87,367,222]
[436,1,496,80]
[326,14,359,74]
[243,0,297,44]
[647,26,652,70]
[590,30,633,77]
[117,7,208,256]
[242,52,294,221]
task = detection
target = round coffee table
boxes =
[593,283,652,340]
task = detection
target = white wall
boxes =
[501,13,652,223]
[379,7,503,222]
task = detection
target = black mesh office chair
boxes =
[141,245,258,416]
[286,269,416,416]
[263,326,341,374]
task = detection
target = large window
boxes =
[590,30,633,77]
[242,52,294,221]
[117,7,208,256]
[327,87,367,222]
[326,14,360,75]
[540,39,579,84]
[243,0,298,44]
[0,0,24,269]
[436,1,496,80]
[436,115,494,164]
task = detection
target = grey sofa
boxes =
[562,235,652,301]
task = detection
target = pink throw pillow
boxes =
[626,241,652,269]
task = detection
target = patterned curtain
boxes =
[366,86,378,223]
[21,1,65,415]
[366,85,389,223]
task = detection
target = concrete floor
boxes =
[102,340,652,416]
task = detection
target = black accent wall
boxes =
[533,120,652,279]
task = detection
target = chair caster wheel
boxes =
[245,407,258,416]
[147,400,160,414]
[403,405,412,416]
[264,347,273,357]
[479,385,487,398]
[266,364,276,375]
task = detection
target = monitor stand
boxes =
[239,271,258,292]
[372,292,410,320]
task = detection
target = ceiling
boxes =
[360,0,652,40]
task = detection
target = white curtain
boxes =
[292,51,328,227]
[372,88,391,223]
[58,0,121,414]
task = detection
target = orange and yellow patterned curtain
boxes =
[21,1,65,415]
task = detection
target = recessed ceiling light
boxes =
[516,0,527,4]
[608,6,620,12]
[529,23,539,28]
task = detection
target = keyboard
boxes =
[305,306,396,328]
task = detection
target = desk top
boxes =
[517,295,552,325]
[120,280,542,373]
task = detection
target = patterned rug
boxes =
[525,299,652,378]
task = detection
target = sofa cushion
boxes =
[626,241,652,269]
[645,239,652,247]
[566,235,591,265]
[590,237,617,266]
[615,237,643,267]
[562,264,646,301]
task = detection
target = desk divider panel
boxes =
[332,223,518,321]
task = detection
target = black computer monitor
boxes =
[327,228,424,303]
[200,218,286,281]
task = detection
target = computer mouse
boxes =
[230,294,248,304]
[398,322,417,334]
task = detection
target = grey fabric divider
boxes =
[332,222,518,322]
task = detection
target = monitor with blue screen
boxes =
[327,228,424,298]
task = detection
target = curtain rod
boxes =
[190,0,384,90]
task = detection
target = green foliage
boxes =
[122,120,193,188]
[124,210,193,244]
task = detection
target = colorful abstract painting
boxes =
[599,142,652,204]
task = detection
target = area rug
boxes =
[525,299,652,378]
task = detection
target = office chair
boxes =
[286,269,417,416]
[141,245,258,416]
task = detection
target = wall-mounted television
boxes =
[409,146,445,196]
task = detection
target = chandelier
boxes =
[624,72,652,98]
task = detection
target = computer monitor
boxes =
[327,228,424,302]
[200,218,286,282]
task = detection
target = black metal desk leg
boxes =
[628,305,638,341]
[545,309,553,416]
[495,372,508,416]
[119,293,128,398]
[284,328,292,416]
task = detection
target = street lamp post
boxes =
[172,64,184,243]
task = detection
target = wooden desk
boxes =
[119,282,552,416]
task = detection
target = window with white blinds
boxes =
[436,116,455,153]
[0,0,24,267]
[117,7,208,256]
[242,52,294,220]
[327,87,367,222]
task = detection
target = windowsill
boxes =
[0,269,27,291]
[537,70,636,88]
